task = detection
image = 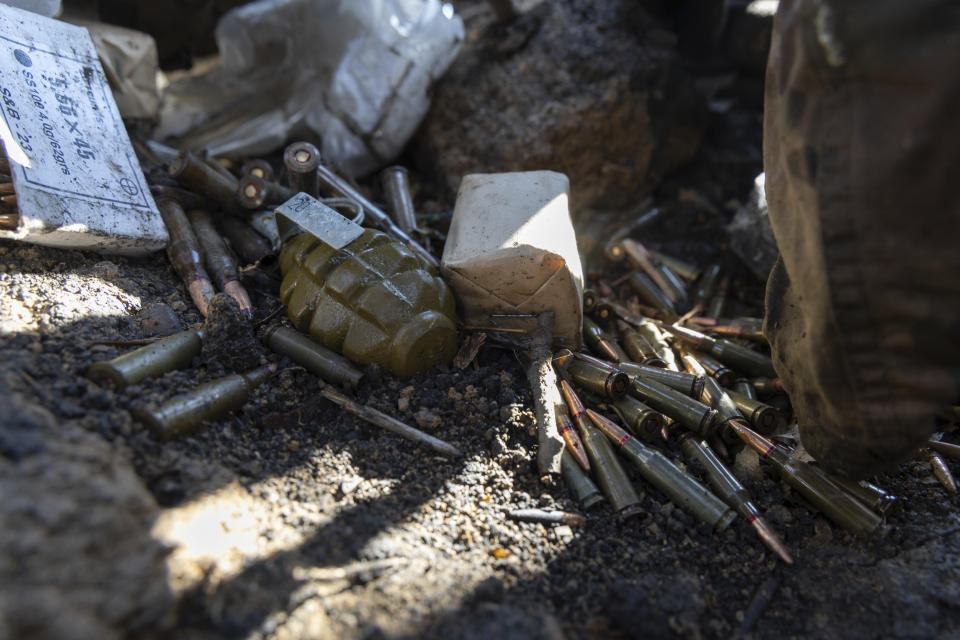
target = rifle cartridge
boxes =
[217,215,274,264]
[729,422,883,534]
[561,450,605,509]
[263,325,364,388]
[707,316,767,343]
[586,409,736,532]
[381,166,418,235]
[238,175,294,209]
[507,509,587,527]
[706,274,730,319]
[556,408,591,471]
[582,289,598,313]
[827,474,898,515]
[583,316,628,362]
[690,351,736,388]
[559,354,629,399]
[649,250,700,282]
[156,197,216,317]
[560,381,642,518]
[134,364,276,440]
[627,374,718,439]
[87,330,202,389]
[604,240,626,262]
[733,378,758,401]
[927,449,957,494]
[659,323,777,378]
[677,432,792,563]
[595,299,647,327]
[929,439,960,461]
[617,360,704,398]
[188,209,252,316]
[723,388,785,434]
[617,320,667,367]
[611,394,665,444]
[751,377,785,396]
[283,141,320,197]
[622,239,686,304]
[241,158,274,182]
[692,263,722,307]
[169,152,242,214]
[635,320,680,371]
[628,271,679,321]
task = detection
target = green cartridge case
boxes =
[827,474,898,515]
[86,330,202,389]
[635,320,680,371]
[628,271,678,321]
[618,320,667,367]
[733,378,758,401]
[723,388,785,434]
[708,316,766,343]
[612,394,665,444]
[582,289,599,313]
[617,360,704,398]
[283,142,320,197]
[241,158,274,182]
[561,449,605,509]
[706,274,729,319]
[732,424,882,534]
[660,323,777,378]
[650,250,700,282]
[566,399,643,519]
[381,166,418,236]
[134,364,276,441]
[263,325,363,388]
[595,300,647,327]
[604,239,626,262]
[217,215,274,265]
[563,356,629,399]
[679,433,755,520]
[622,239,686,304]
[587,410,736,531]
[691,352,736,387]
[627,375,718,439]
[238,175,294,209]
[751,377,785,396]
[583,316,629,363]
[692,263,722,306]
[169,152,242,214]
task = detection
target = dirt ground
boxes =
[3,2,960,639]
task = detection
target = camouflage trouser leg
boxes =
[763,0,960,478]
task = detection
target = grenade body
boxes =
[279,230,458,378]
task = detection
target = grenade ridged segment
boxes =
[279,230,458,378]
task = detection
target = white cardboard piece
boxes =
[0,5,166,255]
[441,171,583,348]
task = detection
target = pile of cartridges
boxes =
[548,236,917,564]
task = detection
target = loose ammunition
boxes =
[0,212,18,230]
[133,363,276,440]
[169,151,242,214]
[156,196,216,316]
[0,182,14,195]
[604,240,626,262]
[560,380,642,518]
[595,299,647,327]
[827,474,898,515]
[650,250,700,282]
[690,351,735,387]
[507,508,587,527]
[561,450,605,509]
[556,352,629,399]
[635,320,680,371]
[927,449,957,494]
[241,158,274,182]
[217,216,274,264]
[929,439,960,461]
[188,209,252,317]
[627,374,718,439]
[617,319,667,367]
[616,360,704,398]
[658,323,777,378]
[263,325,364,389]
[238,175,293,209]
[723,388,785,434]
[729,421,883,534]
[1,194,17,206]
[583,316,629,362]
[707,316,766,343]
[586,409,736,532]
[692,263,722,307]
[751,377,785,396]
[283,141,320,197]
[86,330,202,389]
[628,271,678,321]
[611,394,665,444]
[582,289,598,313]
[706,274,730,319]
[556,408,591,471]
[316,162,438,268]
[622,239,686,304]
[202,154,238,183]
[733,378,758,401]
[677,431,791,562]
[381,166,418,235]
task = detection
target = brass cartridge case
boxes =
[283,141,320,197]
[263,325,363,388]
[87,330,202,389]
[587,409,736,532]
[561,450,605,509]
[611,394,665,444]
[134,364,276,440]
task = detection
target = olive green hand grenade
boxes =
[276,193,458,378]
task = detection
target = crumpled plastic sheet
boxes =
[154,0,463,177]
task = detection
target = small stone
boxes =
[414,408,442,430]
[139,302,182,337]
[555,525,574,543]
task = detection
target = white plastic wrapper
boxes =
[155,0,463,177]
